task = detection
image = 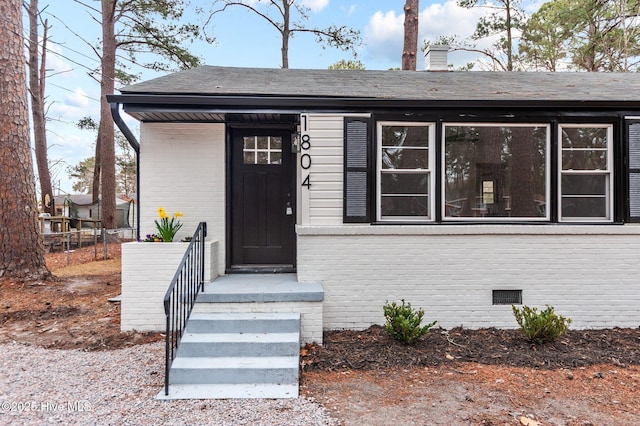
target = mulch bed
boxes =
[301,325,640,371]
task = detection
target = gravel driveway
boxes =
[0,342,337,425]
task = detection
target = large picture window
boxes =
[559,125,613,221]
[377,122,435,221]
[443,124,549,220]
[362,120,618,224]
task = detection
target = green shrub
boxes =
[383,299,437,345]
[512,305,572,344]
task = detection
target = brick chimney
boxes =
[424,45,449,71]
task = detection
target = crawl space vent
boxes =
[492,290,522,305]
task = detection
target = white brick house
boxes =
[109,50,640,334]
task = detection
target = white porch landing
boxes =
[198,274,324,303]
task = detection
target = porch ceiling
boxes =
[124,109,299,124]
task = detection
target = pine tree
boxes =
[0,0,50,281]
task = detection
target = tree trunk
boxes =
[0,0,50,281]
[100,0,118,231]
[281,0,290,68]
[505,0,513,71]
[92,124,102,203]
[28,0,54,215]
[402,0,419,70]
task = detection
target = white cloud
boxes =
[346,4,356,17]
[65,88,90,108]
[48,95,98,127]
[420,1,486,40]
[363,10,404,67]
[48,131,93,154]
[301,0,329,13]
[522,0,546,14]
[48,103,83,123]
[339,3,356,17]
[420,0,493,69]
[363,1,495,70]
[45,45,76,78]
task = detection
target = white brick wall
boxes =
[192,301,323,344]
[297,224,640,330]
[121,241,218,331]
[133,118,640,335]
[140,123,225,275]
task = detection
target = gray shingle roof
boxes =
[120,65,640,102]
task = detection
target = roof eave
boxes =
[107,93,640,114]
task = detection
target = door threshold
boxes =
[227,265,296,274]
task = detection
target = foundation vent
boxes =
[492,290,522,305]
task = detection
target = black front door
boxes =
[230,129,295,270]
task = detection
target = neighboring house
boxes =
[54,194,95,220]
[109,47,640,333]
[54,194,136,229]
[93,197,136,229]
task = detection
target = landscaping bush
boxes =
[512,305,572,344]
[383,299,437,345]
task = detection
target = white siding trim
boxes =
[302,113,370,225]
[299,114,310,226]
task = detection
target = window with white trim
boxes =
[559,124,613,221]
[358,120,619,224]
[377,122,435,221]
[442,124,549,220]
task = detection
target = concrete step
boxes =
[169,356,298,385]
[186,312,300,334]
[167,310,301,398]
[197,275,323,303]
[158,383,299,400]
[176,332,300,357]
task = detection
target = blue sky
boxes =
[36,0,540,194]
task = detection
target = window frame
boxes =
[441,122,551,222]
[558,123,614,223]
[242,135,283,165]
[376,121,436,222]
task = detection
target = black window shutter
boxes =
[628,122,640,222]
[344,117,371,223]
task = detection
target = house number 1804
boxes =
[301,134,311,188]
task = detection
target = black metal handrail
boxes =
[163,222,207,396]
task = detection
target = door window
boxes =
[243,136,282,164]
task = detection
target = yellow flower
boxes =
[154,207,184,242]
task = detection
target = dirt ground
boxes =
[1,244,639,425]
[0,244,162,350]
[300,327,640,425]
